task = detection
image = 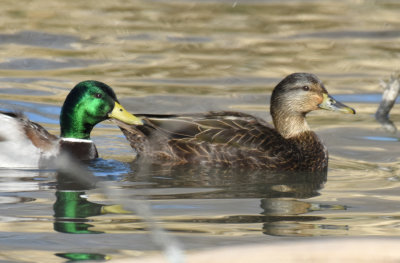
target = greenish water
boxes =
[0,0,400,262]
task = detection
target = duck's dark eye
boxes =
[94,93,102,98]
[302,86,310,91]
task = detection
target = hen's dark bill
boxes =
[318,94,356,114]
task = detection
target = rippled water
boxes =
[1,0,400,262]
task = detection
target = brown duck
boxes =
[117,73,355,171]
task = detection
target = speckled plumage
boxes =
[118,73,355,171]
[119,112,327,171]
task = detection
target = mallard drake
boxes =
[0,80,143,168]
[117,73,355,172]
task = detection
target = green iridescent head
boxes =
[60,80,142,139]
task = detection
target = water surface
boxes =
[0,0,400,262]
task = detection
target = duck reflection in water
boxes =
[130,163,327,199]
[54,175,130,235]
[55,252,110,262]
[129,162,339,237]
[53,160,130,235]
[52,155,131,262]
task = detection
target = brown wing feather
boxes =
[23,120,58,151]
[0,111,58,151]
[118,111,306,169]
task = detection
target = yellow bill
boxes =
[101,204,131,214]
[109,102,143,125]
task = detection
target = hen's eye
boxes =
[302,86,310,91]
[94,93,102,98]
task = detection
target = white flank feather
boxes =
[0,114,42,168]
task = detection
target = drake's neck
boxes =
[60,111,94,140]
[272,112,310,139]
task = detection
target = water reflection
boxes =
[53,190,104,234]
[129,162,329,237]
[55,252,110,262]
[53,158,130,260]
[129,163,327,199]
[53,164,131,232]
[53,157,330,241]
[260,199,349,237]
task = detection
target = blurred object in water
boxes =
[55,152,185,263]
[375,73,400,133]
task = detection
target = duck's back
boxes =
[0,111,58,168]
[119,111,327,171]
